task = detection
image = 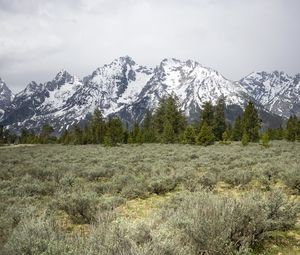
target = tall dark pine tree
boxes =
[143,111,156,143]
[153,95,186,143]
[40,124,54,144]
[162,120,176,143]
[196,122,215,146]
[183,125,196,144]
[232,116,243,141]
[164,96,186,136]
[72,125,83,145]
[0,125,4,145]
[90,108,105,144]
[242,101,261,142]
[60,129,71,145]
[153,97,167,136]
[104,117,124,146]
[286,115,298,142]
[297,119,300,142]
[200,102,214,128]
[212,98,227,141]
[131,122,141,143]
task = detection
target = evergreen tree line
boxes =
[1,96,300,146]
[266,115,300,142]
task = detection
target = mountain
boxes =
[1,57,298,133]
[118,58,248,124]
[0,78,14,121]
[2,71,84,133]
[240,71,300,118]
[2,57,155,133]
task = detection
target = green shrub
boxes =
[281,167,300,194]
[220,168,253,187]
[3,216,78,255]
[159,190,299,254]
[261,133,270,148]
[121,181,149,199]
[242,132,249,146]
[15,175,56,197]
[148,176,177,195]
[84,168,115,181]
[84,212,135,255]
[199,172,218,190]
[56,192,98,224]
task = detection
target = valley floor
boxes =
[0,142,299,254]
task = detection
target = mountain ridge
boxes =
[0,56,299,133]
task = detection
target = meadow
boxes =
[0,141,299,254]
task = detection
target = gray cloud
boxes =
[0,0,299,93]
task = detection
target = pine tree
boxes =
[123,128,129,144]
[40,123,54,143]
[153,96,167,135]
[104,117,123,146]
[127,133,134,144]
[60,130,71,145]
[267,128,276,140]
[232,116,243,141]
[277,125,284,140]
[82,125,91,144]
[241,132,249,146]
[212,98,227,140]
[297,120,300,142]
[143,111,156,143]
[0,125,4,145]
[222,130,231,145]
[196,122,215,146]
[73,125,83,145]
[200,102,214,128]
[136,129,144,144]
[153,95,186,143]
[131,122,140,143]
[286,115,298,142]
[90,108,105,144]
[242,101,261,142]
[183,125,196,144]
[162,120,175,144]
[261,133,270,148]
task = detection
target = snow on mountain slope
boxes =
[76,56,154,116]
[0,78,14,120]
[126,58,248,122]
[2,57,155,132]
[2,57,298,133]
[2,71,84,132]
[240,71,300,117]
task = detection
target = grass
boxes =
[0,141,299,254]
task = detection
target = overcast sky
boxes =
[0,0,299,92]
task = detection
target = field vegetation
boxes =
[0,141,299,254]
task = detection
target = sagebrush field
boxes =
[0,142,299,254]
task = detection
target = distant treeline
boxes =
[1,96,300,146]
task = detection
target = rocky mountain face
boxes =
[240,71,300,118]
[0,56,298,133]
[0,78,14,120]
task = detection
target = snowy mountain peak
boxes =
[240,71,300,117]
[54,69,73,84]
[294,74,300,83]
[160,58,199,68]
[117,56,136,66]
[24,81,43,94]
[0,57,299,132]
[0,78,13,98]
[0,78,14,119]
